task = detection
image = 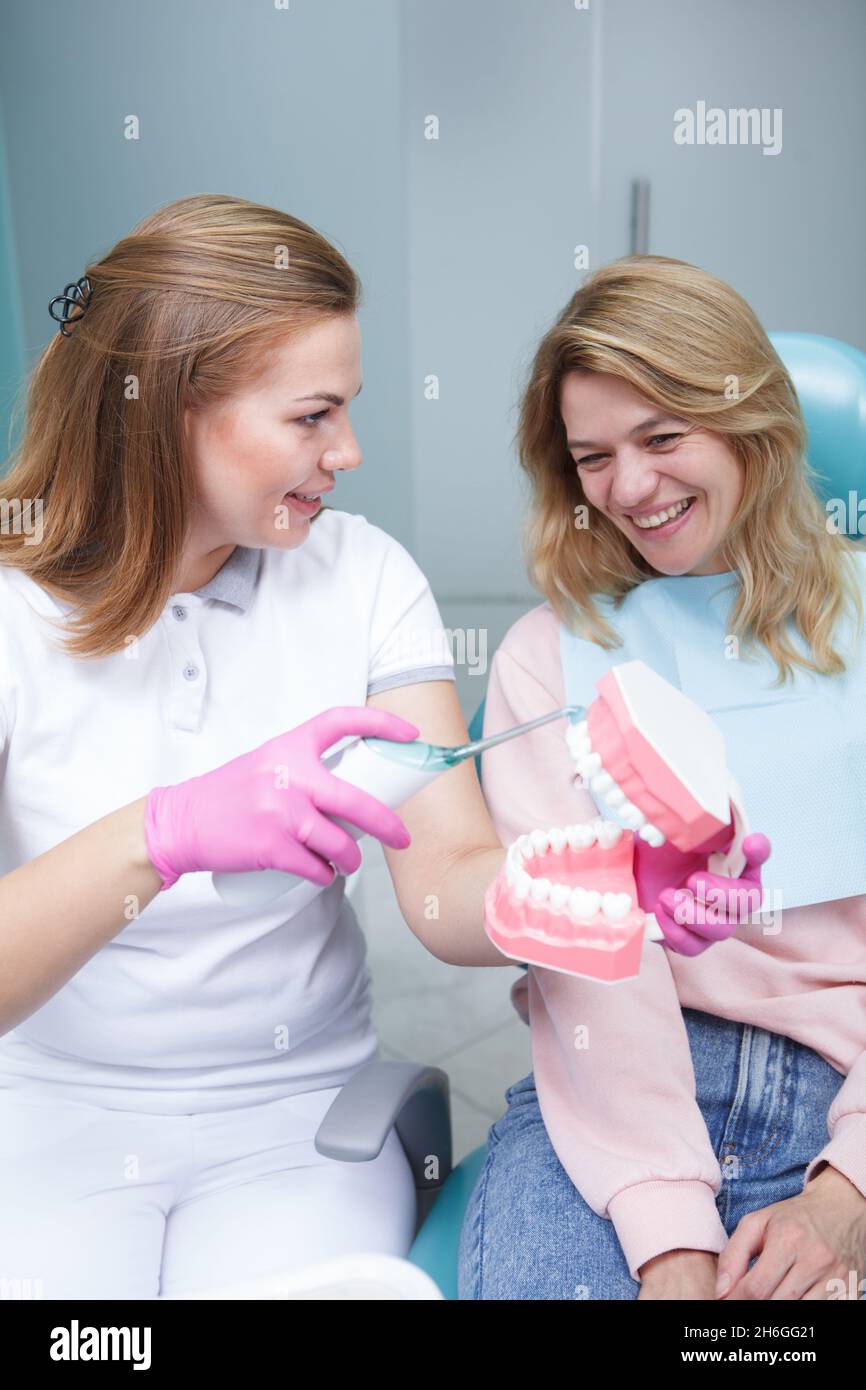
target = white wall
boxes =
[596,0,866,351]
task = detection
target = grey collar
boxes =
[193,546,262,612]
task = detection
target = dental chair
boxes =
[314,332,866,1300]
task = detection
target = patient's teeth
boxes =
[638,823,666,847]
[530,829,551,853]
[590,771,614,794]
[569,887,602,919]
[514,870,532,900]
[595,821,623,848]
[566,823,595,850]
[530,877,552,903]
[619,801,646,830]
[549,883,572,912]
[602,891,632,922]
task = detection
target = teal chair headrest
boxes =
[769,332,866,532]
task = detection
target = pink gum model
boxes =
[483,660,751,983]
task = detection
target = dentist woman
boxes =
[0,193,514,1299]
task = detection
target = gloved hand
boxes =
[144,706,419,891]
[652,833,772,957]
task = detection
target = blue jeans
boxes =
[458,1006,846,1300]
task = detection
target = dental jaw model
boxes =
[489,819,649,982]
[484,660,751,983]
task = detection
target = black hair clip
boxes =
[48,275,93,336]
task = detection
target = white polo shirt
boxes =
[0,509,454,1114]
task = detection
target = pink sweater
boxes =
[485,602,866,1281]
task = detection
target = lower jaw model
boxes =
[484,660,749,983]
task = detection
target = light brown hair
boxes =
[0,193,361,657]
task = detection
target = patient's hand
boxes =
[637,1249,719,1299]
[652,833,772,957]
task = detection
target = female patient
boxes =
[458,256,866,1301]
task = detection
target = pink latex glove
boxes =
[144,706,420,891]
[652,833,773,957]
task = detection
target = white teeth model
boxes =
[567,721,667,846]
[638,823,666,848]
[602,891,631,921]
[570,886,602,918]
[530,877,552,903]
[566,822,596,850]
[565,721,590,754]
[514,870,532,900]
[590,770,615,794]
[594,820,624,848]
[549,883,572,913]
[504,819,635,924]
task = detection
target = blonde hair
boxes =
[517,254,863,684]
[0,193,361,658]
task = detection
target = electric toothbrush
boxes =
[211,706,586,908]
[214,706,586,911]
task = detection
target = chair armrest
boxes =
[314,1059,453,1196]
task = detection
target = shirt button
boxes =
[172,605,188,622]
[183,663,200,682]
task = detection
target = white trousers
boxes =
[0,1082,417,1300]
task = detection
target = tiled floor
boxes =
[350,839,532,1166]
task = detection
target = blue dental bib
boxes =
[558,553,866,911]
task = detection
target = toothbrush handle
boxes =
[211,738,442,909]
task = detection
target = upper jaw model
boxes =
[484,661,750,983]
